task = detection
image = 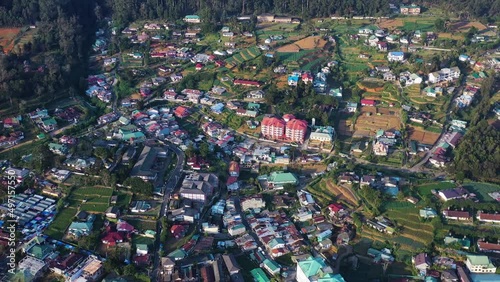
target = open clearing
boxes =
[0,27,21,53]
[449,21,487,32]
[408,126,440,144]
[378,18,404,29]
[353,107,401,137]
[276,36,327,52]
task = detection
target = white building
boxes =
[388,51,404,62]
[466,255,496,273]
[309,126,335,143]
[241,196,266,211]
[428,67,460,83]
[17,256,47,281]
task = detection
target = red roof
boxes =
[478,241,500,251]
[171,225,185,238]
[478,213,500,222]
[101,232,124,245]
[233,79,262,86]
[229,161,240,173]
[283,114,296,121]
[133,254,150,266]
[286,119,308,131]
[174,106,190,118]
[227,176,238,185]
[262,117,286,128]
[117,220,135,233]
[328,203,344,213]
[361,99,376,106]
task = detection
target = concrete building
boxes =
[465,255,496,273]
[130,146,167,181]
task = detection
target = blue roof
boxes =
[389,51,404,56]
[288,75,299,82]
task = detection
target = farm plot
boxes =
[448,21,487,32]
[416,181,456,197]
[0,27,21,53]
[408,126,440,145]
[353,107,401,137]
[276,36,327,52]
[338,118,354,136]
[461,182,500,202]
[378,18,404,29]
[45,207,78,240]
[225,46,262,68]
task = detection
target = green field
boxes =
[462,182,500,202]
[402,21,435,32]
[416,181,456,197]
[277,50,315,64]
[45,207,77,239]
[126,218,157,232]
[225,46,262,67]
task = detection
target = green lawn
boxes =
[70,186,113,213]
[45,207,77,239]
[126,218,157,232]
[462,182,500,202]
[416,182,455,197]
[116,191,132,209]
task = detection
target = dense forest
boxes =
[108,0,500,26]
[0,0,101,110]
[450,76,500,183]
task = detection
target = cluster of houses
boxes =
[86,74,114,103]
[372,129,400,157]
[29,109,58,133]
[429,120,467,167]
[340,172,402,198]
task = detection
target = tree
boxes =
[123,264,137,276]
[199,143,210,158]
[434,18,446,32]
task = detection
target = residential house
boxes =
[48,143,68,155]
[413,253,431,275]
[400,4,421,15]
[222,254,241,275]
[442,210,471,221]
[361,99,376,107]
[80,256,104,281]
[477,240,500,253]
[419,208,437,219]
[428,67,460,83]
[438,187,469,201]
[17,256,47,282]
[296,256,344,282]
[477,212,500,224]
[184,15,201,23]
[105,206,120,219]
[465,255,496,273]
[241,196,266,211]
[262,259,280,276]
[388,51,404,62]
[68,221,93,238]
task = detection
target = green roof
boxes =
[37,133,46,139]
[43,117,57,125]
[267,172,298,185]
[145,230,156,236]
[251,268,270,282]
[298,257,327,278]
[444,236,470,248]
[269,238,285,249]
[168,249,187,259]
[318,274,346,282]
[185,15,200,19]
[136,244,148,251]
[122,131,146,141]
[27,244,52,259]
[263,259,280,272]
[467,255,494,267]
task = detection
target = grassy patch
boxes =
[462,182,500,202]
[45,207,77,239]
[416,182,455,197]
[126,218,157,232]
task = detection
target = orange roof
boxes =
[286,119,308,131]
[262,117,286,128]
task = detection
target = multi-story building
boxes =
[285,119,308,143]
[261,117,286,140]
[241,196,266,211]
[465,255,496,273]
[428,67,461,83]
[400,4,421,15]
[180,173,219,202]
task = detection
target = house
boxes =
[388,51,404,62]
[79,256,104,281]
[400,4,421,15]
[136,244,149,255]
[477,240,500,253]
[442,210,471,221]
[184,15,201,23]
[117,220,136,233]
[361,99,376,106]
[241,196,266,211]
[428,67,460,83]
[262,259,280,275]
[477,212,500,223]
[17,256,46,281]
[296,257,343,282]
[288,75,299,86]
[248,90,264,99]
[222,254,241,275]
[228,161,240,177]
[444,236,471,249]
[68,221,93,238]
[419,208,437,219]
[265,171,298,189]
[465,255,496,273]
[48,143,68,155]
[413,253,431,275]
[373,142,388,156]
[101,231,124,246]
[130,146,167,181]
[438,187,469,201]
[346,102,358,112]
[105,206,120,219]
[174,106,190,118]
[170,225,186,239]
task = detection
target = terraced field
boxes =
[225,46,262,68]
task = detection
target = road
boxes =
[151,142,185,282]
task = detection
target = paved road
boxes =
[151,142,185,282]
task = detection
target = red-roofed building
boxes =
[164,89,177,100]
[328,203,344,217]
[117,220,136,233]
[229,161,240,177]
[285,118,308,143]
[133,254,151,266]
[361,99,376,106]
[477,212,500,223]
[283,114,296,122]
[171,225,186,239]
[233,79,262,87]
[174,106,190,118]
[215,60,225,67]
[101,232,124,246]
[261,117,286,140]
[195,63,204,71]
[301,72,313,84]
[443,210,471,221]
[477,240,500,253]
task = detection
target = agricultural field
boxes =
[352,107,401,137]
[307,178,358,207]
[0,27,21,53]
[225,46,262,68]
[408,126,441,145]
[276,35,328,52]
[121,54,144,68]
